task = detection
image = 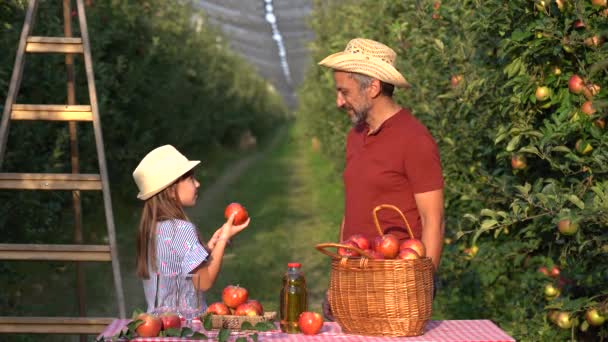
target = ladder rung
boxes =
[0,173,102,190]
[25,36,83,53]
[11,104,93,121]
[0,244,112,261]
[0,317,115,334]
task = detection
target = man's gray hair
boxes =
[348,72,395,97]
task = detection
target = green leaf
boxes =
[551,146,571,153]
[180,327,193,337]
[235,338,248,342]
[480,219,498,230]
[203,313,213,330]
[251,333,259,342]
[511,29,530,42]
[240,321,255,331]
[568,195,585,209]
[519,146,539,154]
[480,209,496,218]
[434,38,444,51]
[191,331,208,340]
[218,328,231,342]
[254,321,276,331]
[506,135,521,152]
[165,327,181,336]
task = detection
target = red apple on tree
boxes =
[135,313,162,337]
[222,285,248,308]
[592,0,607,7]
[575,140,593,155]
[450,74,463,88]
[159,312,181,330]
[556,312,573,329]
[544,283,560,299]
[558,219,579,236]
[372,234,400,259]
[535,86,551,101]
[581,101,596,115]
[206,302,231,315]
[549,266,560,279]
[511,154,527,170]
[399,238,426,257]
[568,74,585,94]
[585,308,606,326]
[583,84,601,99]
[224,202,249,225]
[298,312,324,335]
[538,266,549,277]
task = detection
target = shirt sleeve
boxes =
[403,130,444,194]
[177,222,209,274]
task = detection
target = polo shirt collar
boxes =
[366,108,404,136]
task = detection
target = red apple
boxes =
[433,1,441,10]
[246,300,264,315]
[363,248,385,259]
[338,240,360,257]
[399,238,426,257]
[206,302,231,315]
[573,19,586,29]
[581,101,596,115]
[569,74,585,94]
[535,86,551,101]
[549,266,560,279]
[224,202,249,225]
[558,219,579,235]
[585,35,604,48]
[397,248,420,260]
[583,84,601,100]
[511,154,527,170]
[348,234,370,251]
[159,312,181,330]
[298,312,324,335]
[372,234,400,259]
[222,285,248,308]
[135,313,162,337]
[585,308,606,326]
[544,284,560,298]
[538,266,549,276]
[235,302,259,316]
[450,74,463,88]
[592,0,607,7]
[595,118,606,129]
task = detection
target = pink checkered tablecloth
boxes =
[98,319,515,341]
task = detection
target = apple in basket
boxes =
[159,312,181,330]
[399,238,426,257]
[246,299,264,315]
[372,234,400,259]
[338,240,360,257]
[364,248,384,259]
[222,285,249,308]
[347,234,370,250]
[206,302,231,315]
[235,302,259,316]
[135,313,162,337]
[298,312,324,335]
[397,248,420,260]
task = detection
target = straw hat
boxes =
[318,38,409,88]
[133,145,200,200]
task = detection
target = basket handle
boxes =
[315,242,373,260]
[372,204,414,239]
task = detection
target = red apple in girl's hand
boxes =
[224,202,249,225]
[399,238,426,257]
[222,285,248,308]
[135,313,162,337]
[206,302,231,315]
[372,234,400,259]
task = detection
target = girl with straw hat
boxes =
[132,145,250,314]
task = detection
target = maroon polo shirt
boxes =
[343,108,444,242]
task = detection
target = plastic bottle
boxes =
[279,262,307,333]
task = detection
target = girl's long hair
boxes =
[136,171,192,279]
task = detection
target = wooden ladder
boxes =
[0,0,126,335]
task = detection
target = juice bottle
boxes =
[279,262,307,333]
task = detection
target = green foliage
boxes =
[0,1,286,245]
[298,0,608,340]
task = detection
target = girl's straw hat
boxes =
[132,145,200,200]
[318,38,410,88]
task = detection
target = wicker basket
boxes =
[316,204,434,337]
[207,312,276,330]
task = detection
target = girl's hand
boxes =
[219,212,250,240]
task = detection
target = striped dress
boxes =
[142,219,209,313]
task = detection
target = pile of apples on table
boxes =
[339,233,426,259]
[206,285,264,316]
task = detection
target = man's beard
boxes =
[350,101,371,127]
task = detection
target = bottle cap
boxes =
[287,262,301,268]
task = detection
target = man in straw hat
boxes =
[319,38,445,316]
